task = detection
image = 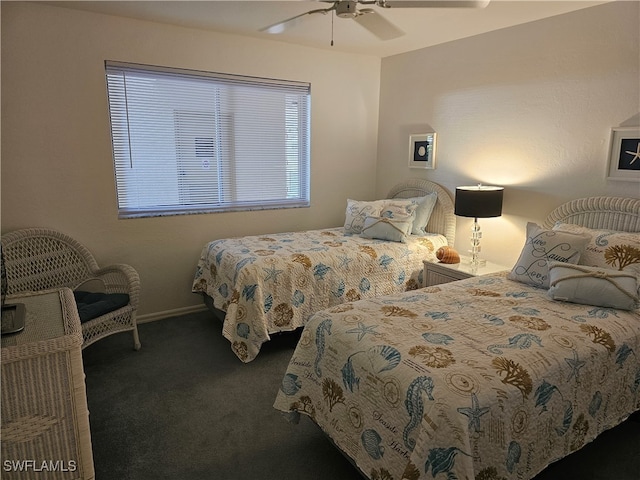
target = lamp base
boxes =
[467,218,486,270]
[464,256,487,268]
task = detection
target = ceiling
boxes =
[43,0,610,57]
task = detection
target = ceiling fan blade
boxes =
[379,0,490,7]
[354,9,404,40]
[261,7,334,34]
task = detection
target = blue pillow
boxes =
[360,216,413,243]
[408,193,438,235]
[547,261,638,310]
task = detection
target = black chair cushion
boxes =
[73,291,130,323]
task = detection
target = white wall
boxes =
[377,1,639,268]
[3,2,639,319]
[0,2,381,317]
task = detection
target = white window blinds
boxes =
[105,61,311,218]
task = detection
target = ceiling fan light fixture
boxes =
[336,1,359,18]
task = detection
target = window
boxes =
[105,61,311,218]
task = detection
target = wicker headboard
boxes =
[386,178,456,246]
[543,197,640,232]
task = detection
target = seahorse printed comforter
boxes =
[192,227,447,362]
[273,272,640,480]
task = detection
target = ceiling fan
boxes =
[261,0,490,41]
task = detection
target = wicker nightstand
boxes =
[423,258,510,287]
[1,288,94,479]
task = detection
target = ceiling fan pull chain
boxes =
[331,11,334,46]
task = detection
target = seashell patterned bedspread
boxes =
[273,272,640,480]
[192,227,447,362]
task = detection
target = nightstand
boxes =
[423,257,510,287]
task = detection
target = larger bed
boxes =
[273,196,640,480]
[192,178,456,362]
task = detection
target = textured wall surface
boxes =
[3,2,639,317]
[377,1,639,266]
[1,2,381,316]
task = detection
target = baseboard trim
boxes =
[136,304,209,324]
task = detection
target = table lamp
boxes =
[454,184,504,267]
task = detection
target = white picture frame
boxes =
[408,133,437,169]
[607,126,640,182]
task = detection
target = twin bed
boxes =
[191,181,638,479]
[271,195,640,480]
[192,178,456,362]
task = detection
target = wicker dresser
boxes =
[1,288,94,479]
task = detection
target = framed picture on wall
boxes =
[408,133,437,169]
[607,126,640,182]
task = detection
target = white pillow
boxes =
[344,199,384,234]
[547,261,639,310]
[508,222,589,288]
[406,193,438,235]
[360,216,412,243]
[379,200,418,222]
[552,222,640,289]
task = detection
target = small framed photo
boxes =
[408,133,437,169]
[607,126,640,182]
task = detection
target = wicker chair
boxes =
[1,228,141,350]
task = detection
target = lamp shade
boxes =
[454,185,504,218]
